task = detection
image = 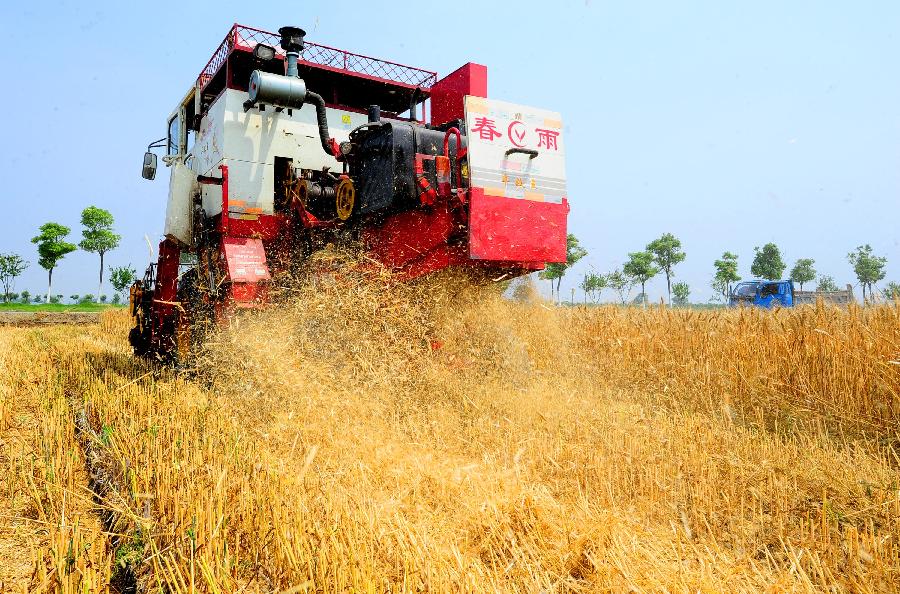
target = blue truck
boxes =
[729,280,854,308]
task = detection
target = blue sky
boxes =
[1,1,897,302]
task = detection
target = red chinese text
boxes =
[471,117,503,141]
[535,128,560,151]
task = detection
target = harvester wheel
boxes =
[335,177,355,221]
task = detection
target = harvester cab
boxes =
[131,24,570,359]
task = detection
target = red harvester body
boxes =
[130,24,569,360]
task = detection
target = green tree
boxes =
[580,272,607,303]
[751,243,786,280]
[32,222,77,302]
[789,258,816,291]
[20,290,31,304]
[672,282,690,306]
[0,253,28,303]
[539,234,587,302]
[847,245,887,302]
[623,251,659,306]
[712,252,741,301]
[606,269,633,305]
[79,206,121,301]
[816,276,839,292]
[647,233,686,304]
[69,294,80,303]
[882,282,900,301]
[110,265,137,300]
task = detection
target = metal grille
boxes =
[198,25,437,91]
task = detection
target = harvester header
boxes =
[131,23,570,359]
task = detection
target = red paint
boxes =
[149,238,182,351]
[222,237,271,282]
[153,239,181,305]
[470,116,503,141]
[508,121,527,147]
[223,213,289,242]
[363,205,459,269]
[442,127,467,188]
[228,282,268,305]
[219,164,229,233]
[535,128,560,151]
[468,188,568,263]
[430,63,488,127]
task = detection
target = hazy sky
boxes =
[1,1,897,302]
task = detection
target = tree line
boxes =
[540,234,896,305]
[0,207,137,305]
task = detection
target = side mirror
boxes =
[142,152,158,180]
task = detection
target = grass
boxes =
[0,302,126,312]
[1,263,898,592]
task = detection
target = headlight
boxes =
[253,43,276,61]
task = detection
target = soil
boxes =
[0,312,100,326]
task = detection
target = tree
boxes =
[0,253,28,303]
[712,252,740,301]
[789,258,816,291]
[847,244,887,302]
[751,243,786,280]
[79,206,121,301]
[580,272,607,303]
[647,233,686,304]
[606,269,633,305]
[816,276,839,292]
[623,251,659,306]
[69,294,80,303]
[672,282,690,306]
[32,222,77,302]
[882,282,900,301]
[20,290,31,304]
[110,265,137,300]
[539,234,587,302]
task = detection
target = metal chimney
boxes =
[278,26,306,78]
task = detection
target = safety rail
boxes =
[198,24,438,91]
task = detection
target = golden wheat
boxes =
[1,268,899,592]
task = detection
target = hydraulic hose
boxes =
[305,91,339,157]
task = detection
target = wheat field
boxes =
[1,267,899,592]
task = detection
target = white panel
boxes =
[164,162,196,246]
[464,96,567,203]
[191,89,370,217]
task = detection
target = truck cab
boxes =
[729,280,794,308]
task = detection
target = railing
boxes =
[198,24,437,91]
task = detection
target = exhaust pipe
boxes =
[278,26,306,78]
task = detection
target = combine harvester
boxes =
[132,24,570,359]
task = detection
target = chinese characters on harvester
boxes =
[470,116,561,190]
[470,116,560,150]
